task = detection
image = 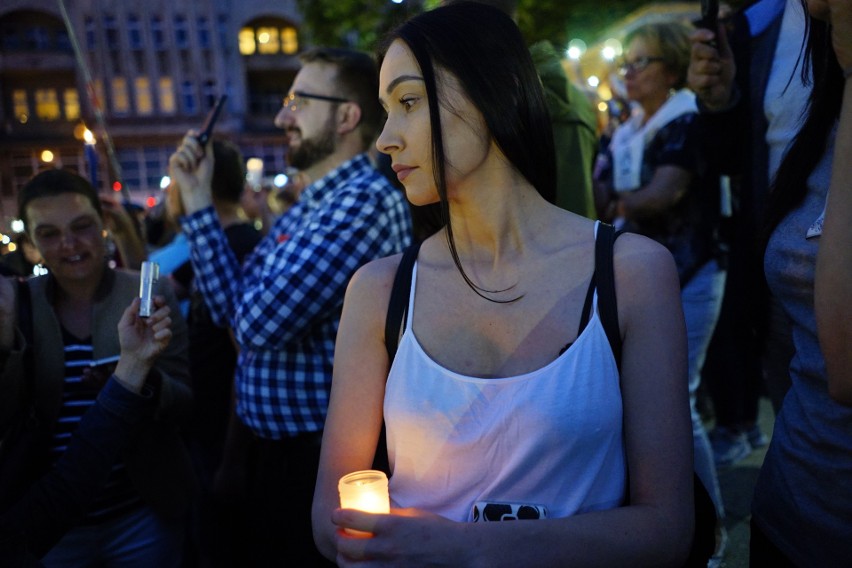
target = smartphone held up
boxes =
[196,95,228,146]
[138,261,160,318]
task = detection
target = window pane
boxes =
[128,15,143,49]
[238,28,255,55]
[158,77,176,114]
[13,90,29,122]
[281,28,298,54]
[151,16,165,50]
[135,77,153,115]
[174,15,188,48]
[35,89,60,121]
[181,80,197,114]
[64,89,80,120]
[197,17,210,48]
[257,27,278,54]
[112,77,129,114]
[85,17,96,50]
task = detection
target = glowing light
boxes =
[257,32,270,44]
[160,175,171,189]
[83,128,95,144]
[601,46,616,61]
[112,181,122,192]
[587,75,600,88]
[598,102,608,112]
[273,173,288,187]
[146,196,157,208]
[604,38,623,58]
[1,235,10,245]
[41,150,55,163]
[7,243,17,252]
[11,220,25,233]
[566,39,586,61]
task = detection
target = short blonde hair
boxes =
[625,21,694,89]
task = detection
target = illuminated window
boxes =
[112,77,130,114]
[281,27,298,54]
[257,27,279,54]
[35,89,60,121]
[238,28,255,55]
[135,77,153,115]
[92,80,106,111]
[63,89,80,120]
[13,90,29,122]
[158,77,176,114]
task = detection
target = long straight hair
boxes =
[379,1,556,301]
[764,8,842,239]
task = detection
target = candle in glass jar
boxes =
[338,470,390,514]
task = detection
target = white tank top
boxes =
[384,258,627,522]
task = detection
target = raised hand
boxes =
[168,130,215,215]
[113,296,172,393]
[687,23,736,111]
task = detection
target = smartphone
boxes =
[472,501,547,522]
[196,95,228,146]
[138,261,159,318]
[699,0,719,32]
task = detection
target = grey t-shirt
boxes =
[756,126,852,566]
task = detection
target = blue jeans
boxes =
[41,505,184,568]
[682,259,726,517]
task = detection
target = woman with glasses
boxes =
[593,20,727,550]
[313,3,695,565]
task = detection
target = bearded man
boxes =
[169,47,411,565]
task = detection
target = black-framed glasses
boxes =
[618,56,665,76]
[282,91,350,112]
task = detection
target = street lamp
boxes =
[40,150,55,163]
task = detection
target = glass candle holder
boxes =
[338,470,390,535]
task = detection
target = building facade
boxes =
[0,0,305,232]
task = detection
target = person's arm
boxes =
[313,237,694,567]
[147,281,192,422]
[815,0,852,405]
[100,196,147,270]
[614,165,693,222]
[687,20,750,177]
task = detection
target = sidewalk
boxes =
[712,398,776,568]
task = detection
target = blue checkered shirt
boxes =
[181,154,412,439]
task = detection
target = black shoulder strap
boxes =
[594,223,623,370]
[384,240,423,363]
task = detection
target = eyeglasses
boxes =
[282,91,350,112]
[618,56,665,76]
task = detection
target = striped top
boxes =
[54,326,142,523]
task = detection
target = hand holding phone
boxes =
[196,95,227,146]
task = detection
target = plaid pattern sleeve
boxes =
[180,154,412,438]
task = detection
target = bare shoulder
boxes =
[343,252,405,325]
[612,232,680,306]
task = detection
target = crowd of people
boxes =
[0,0,849,566]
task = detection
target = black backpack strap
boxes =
[384,240,423,363]
[374,240,422,475]
[593,223,623,370]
